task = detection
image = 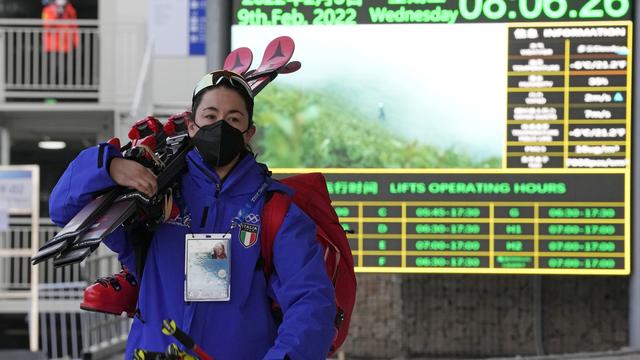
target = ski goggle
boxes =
[192,70,254,101]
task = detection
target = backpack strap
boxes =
[260,191,292,279]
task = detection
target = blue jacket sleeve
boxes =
[49,143,135,271]
[263,204,336,360]
[49,143,120,226]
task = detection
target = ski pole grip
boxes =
[133,348,166,360]
[161,319,214,360]
[162,319,194,348]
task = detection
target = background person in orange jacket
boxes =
[42,0,79,85]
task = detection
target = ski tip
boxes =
[274,35,295,51]
[223,47,253,75]
[271,35,293,44]
[272,35,294,45]
[262,36,295,65]
[281,61,302,74]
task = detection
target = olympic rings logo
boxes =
[244,213,260,224]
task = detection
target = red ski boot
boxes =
[80,268,139,317]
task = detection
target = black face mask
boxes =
[192,121,246,168]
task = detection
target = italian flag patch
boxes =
[239,223,259,248]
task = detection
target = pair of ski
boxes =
[32,36,300,267]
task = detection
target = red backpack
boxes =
[260,172,357,355]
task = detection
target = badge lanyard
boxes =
[175,180,270,233]
[228,181,270,232]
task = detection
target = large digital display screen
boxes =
[231,0,633,274]
[272,169,628,274]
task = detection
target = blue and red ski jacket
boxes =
[49,143,336,360]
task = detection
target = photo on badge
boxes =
[185,234,231,301]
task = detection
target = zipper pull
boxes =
[214,182,221,197]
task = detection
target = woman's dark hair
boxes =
[191,81,254,127]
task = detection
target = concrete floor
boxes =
[0,348,634,360]
[100,348,640,360]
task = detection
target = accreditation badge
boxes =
[184,233,231,302]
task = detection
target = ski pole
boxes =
[166,343,199,360]
[133,344,199,360]
[133,348,169,360]
[162,319,214,360]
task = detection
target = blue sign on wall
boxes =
[0,169,33,212]
[189,0,206,55]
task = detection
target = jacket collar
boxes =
[185,149,268,197]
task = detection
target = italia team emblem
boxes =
[239,213,260,248]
